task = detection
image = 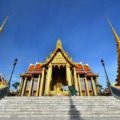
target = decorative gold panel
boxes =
[51,51,67,64]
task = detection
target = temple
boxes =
[20,39,99,96]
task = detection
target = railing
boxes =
[0,86,9,99]
[110,86,120,99]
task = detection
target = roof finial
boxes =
[56,38,62,49]
[107,18,120,43]
[107,18,120,86]
[0,16,8,32]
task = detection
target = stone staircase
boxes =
[0,96,120,120]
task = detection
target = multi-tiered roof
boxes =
[21,40,98,77]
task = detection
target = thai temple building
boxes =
[20,39,99,96]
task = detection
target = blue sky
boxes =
[0,0,120,88]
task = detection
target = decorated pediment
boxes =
[42,39,75,67]
[51,51,67,64]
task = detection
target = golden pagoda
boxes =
[20,39,99,96]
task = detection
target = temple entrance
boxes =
[50,66,68,95]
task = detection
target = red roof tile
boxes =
[83,65,91,72]
[76,63,96,76]
[27,65,35,72]
[34,64,42,71]
[76,64,82,68]
[76,64,83,69]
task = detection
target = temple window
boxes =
[33,78,38,90]
[80,77,85,90]
[32,76,38,96]
[80,77,87,96]
[87,79,92,90]
[87,77,94,96]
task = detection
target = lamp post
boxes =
[8,58,18,89]
[101,59,111,88]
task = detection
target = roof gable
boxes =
[42,39,75,66]
[51,51,67,64]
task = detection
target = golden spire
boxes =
[107,18,120,43]
[107,19,120,86]
[0,16,8,32]
[56,38,62,49]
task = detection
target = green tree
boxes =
[12,82,20,90]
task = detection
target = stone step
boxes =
[2,98,118,100]
[0,103,120,108]
[0,98,120,102]
[1,101,119,104]
[4,96,116,98]
[0,108,119,111]
[2,98,119,103]
[2,98,119,101]
[1,105,120,109]
[3,99,118,102]
[0,108,120,112]
[0,111,120,117]
[0,116,119,120]
[2,100,119,102]
[0,101,117,103]
[1,100,119,103]
[0,110,119,114]
[1,102,119,105]
[3,96,119,100]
